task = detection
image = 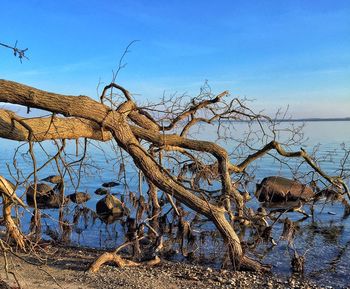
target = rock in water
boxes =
[41,175,62,184]
[67,192,91,204]
[26,183,53,202]
[96,194,126,218]
[102,181,120,188]
[255,176,314,202]
[94,188,109,195]
[26,183,68,209]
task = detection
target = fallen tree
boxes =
[0,79,348,272]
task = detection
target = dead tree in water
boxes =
[0,79,348,271]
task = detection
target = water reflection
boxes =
[0,121,349,288]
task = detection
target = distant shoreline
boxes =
[276,117,350,122]
[226,117,350,123]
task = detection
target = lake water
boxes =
[0,121,349,288]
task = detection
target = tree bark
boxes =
[0,109,112,141]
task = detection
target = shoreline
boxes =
[0,244,330,289]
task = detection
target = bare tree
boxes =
[0,79,348,272]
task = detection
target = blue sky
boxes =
[1,0,349,118]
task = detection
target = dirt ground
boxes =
[0,245,341,289]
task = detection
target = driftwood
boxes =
[88,253,160,273]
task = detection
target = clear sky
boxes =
[1,0,349,118]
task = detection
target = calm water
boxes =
[0,121,349,288]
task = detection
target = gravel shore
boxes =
[0,245,346,289]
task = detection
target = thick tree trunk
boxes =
[0,109,112,141]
